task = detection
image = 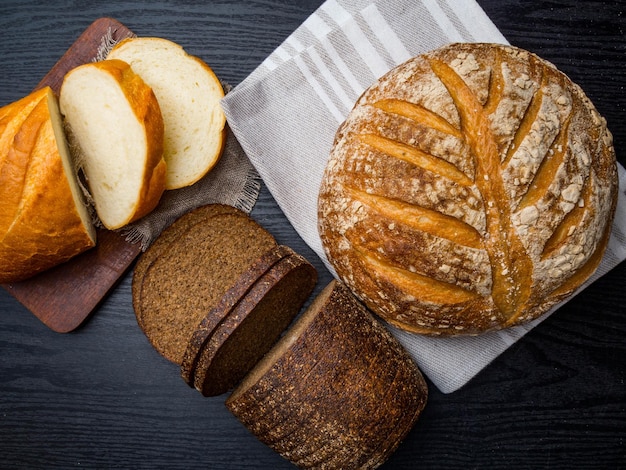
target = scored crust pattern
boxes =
[318,43,617,335]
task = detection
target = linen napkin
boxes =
[221,0,626,393]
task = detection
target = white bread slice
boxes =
[0,86,96,283]
[107,37,226,189]
[59,59,166,230]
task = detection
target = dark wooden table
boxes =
[1,1,624,468]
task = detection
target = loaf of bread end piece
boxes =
[59,59,166,230]
[107,37,226,190]
[318,42,618,335]
[226,280,427,470]
[0,86,96,283]
[133,204,277,365]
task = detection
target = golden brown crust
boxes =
[226,280,427,469]
[318,43,618,335]
[0,88,45,183]
[0,87,95,283]
[0,91,45,237]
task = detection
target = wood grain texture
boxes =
[0,1,624,469]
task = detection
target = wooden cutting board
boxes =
[1,18,142,333]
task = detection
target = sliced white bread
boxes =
[0,87,96,283]
[59,59,166,230]
[107,37,226,189]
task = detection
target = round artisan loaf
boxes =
[226,280,427,470]
[318,42,618,335]
[59,59,166,230]
[0,87,96,283]
[107,37,226,190]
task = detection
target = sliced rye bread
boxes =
[191,251,317,397]
[135,205,277,364]
[225,280,428,470]
[180,244,296,386]
[132,204,244,330]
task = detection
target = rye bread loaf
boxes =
[0,86,96,283]
[226,280,427,470]
[191,251,317,397]
[180,244,295,386]
[134,204,277,364]
[318,42,618,335]
[59,59,166,230]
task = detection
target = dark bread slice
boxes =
[192,251,317,396]
[137,206,277,364]
[180,244,296,386]
[132,204,243,330]
[225,280,428,470]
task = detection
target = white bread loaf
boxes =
[0,86,96,283]
[59,59,166,230]
[318,43,618,335]
[107,37,226,189]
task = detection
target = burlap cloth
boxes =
[122,125,261,249]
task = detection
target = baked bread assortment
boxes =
[0,86,96,283]
[107,37,227,189]
[1,24,442,468]
[226,280,428,470]
[318,42,618,335]
[59,59,167,230]
[133,207,428,467]
[132,204,318,397]
[5,31,620,468]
